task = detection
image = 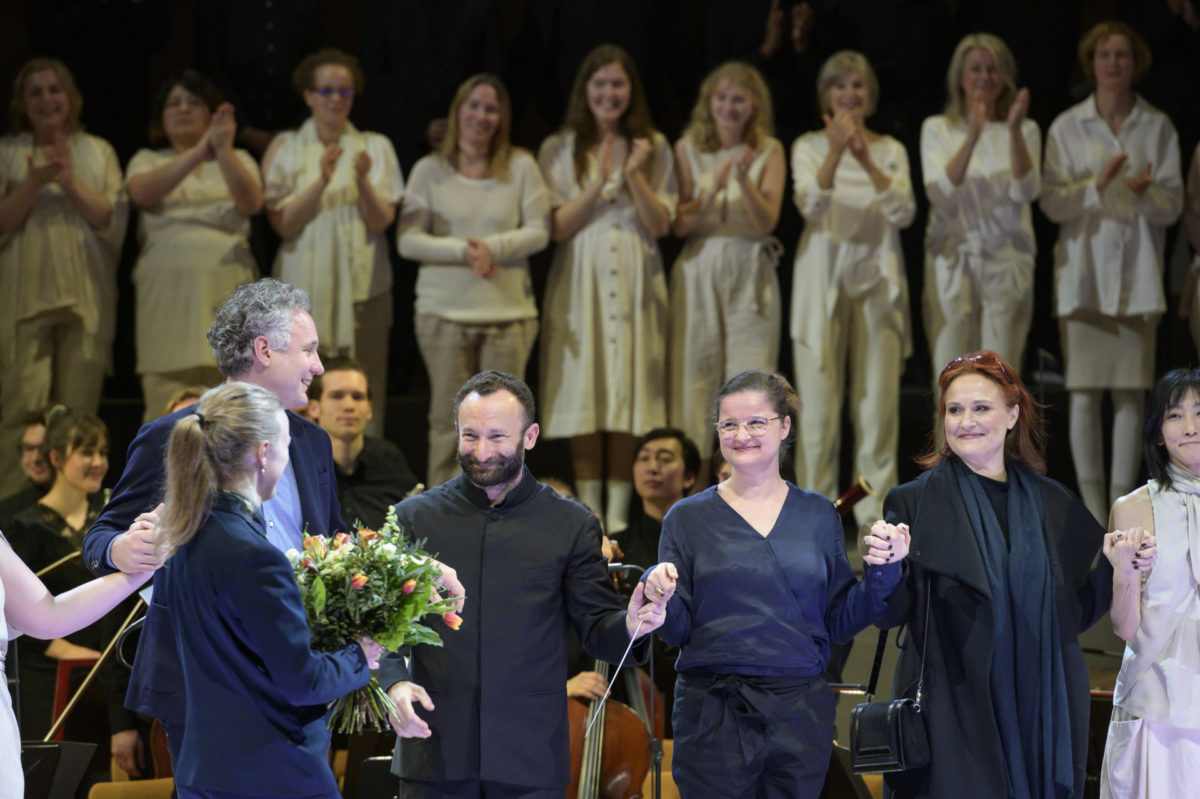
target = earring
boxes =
[260,463,266,475]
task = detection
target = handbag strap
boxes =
[913,579,931,711]
[864,575,932,706]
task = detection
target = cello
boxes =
[567,657,651,799]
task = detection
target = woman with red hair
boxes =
[874,350,1129,799]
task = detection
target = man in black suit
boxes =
[379,371,670,798]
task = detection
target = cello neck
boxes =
[577,659,610,799]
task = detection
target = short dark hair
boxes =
[636,427,700,480]
[453,371,535,431]
[207,279,311,378]
[148,70,224,146]
[1144,367,1200,491]
[310,355,369,400]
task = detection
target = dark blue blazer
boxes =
[81,406,342,725]
[166,492,367,794]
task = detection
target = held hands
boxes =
[319,142,344,184]
[627,562,677,639]
[386,680,434,738]
[1103,527,1157,582]
[110,503,165,574]
[862,521,911,567]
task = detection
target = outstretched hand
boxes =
[386,680,434,738]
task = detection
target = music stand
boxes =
[21,740,96,799]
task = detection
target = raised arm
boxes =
[1105,488,1155,641]
[0,535,150,639]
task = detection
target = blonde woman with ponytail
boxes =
[156,382,381,797]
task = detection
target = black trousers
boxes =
[671,672,835,799]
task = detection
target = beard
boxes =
[457,447,525,488]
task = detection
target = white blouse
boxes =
[1041,95,1182,318]
[921,115,1040,310]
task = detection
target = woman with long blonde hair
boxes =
[669,61,785,483]
[156,382,380,797]
[921,33,1040,380]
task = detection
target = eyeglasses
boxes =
[715,416,784,436]
[312,86,355,99]
[942,352,1009,380]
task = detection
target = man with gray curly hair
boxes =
[79,278,465,772]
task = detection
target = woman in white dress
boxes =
[922,33,1039,378]
[1099,367,1200,799]
[669,61,785,484]
[1042,21,1183,523]
[538,44,677,533]
[0,58,127,499]
[0,531,152,796]
[263,49,402,434]
[398,74,549,487]
[790,50,916,525]
[127,70,263,422]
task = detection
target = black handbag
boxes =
[848,585,931,774]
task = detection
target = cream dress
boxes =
[127,148,260,376]
[537,130,677,437]
[1101,471,1200,798]
[668,137,782,459]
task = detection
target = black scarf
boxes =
[952,456,1074,799]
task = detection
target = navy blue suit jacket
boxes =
[82,405,342,725]
[166,492,367,794]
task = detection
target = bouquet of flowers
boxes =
[288,506,462,733]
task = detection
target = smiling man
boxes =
[379,370,670,799]
[310,355,419,529]
[81,278,342,769]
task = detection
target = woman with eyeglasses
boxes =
[127,70,262,423]
[789,50,915,527]
[921,33,1039,379]
[0,57,127,499]
[262,49,402,432]
[642,369,907,797]
[398,74,549,487]
[1042,22,1183,524]
[874,350,1125,799]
